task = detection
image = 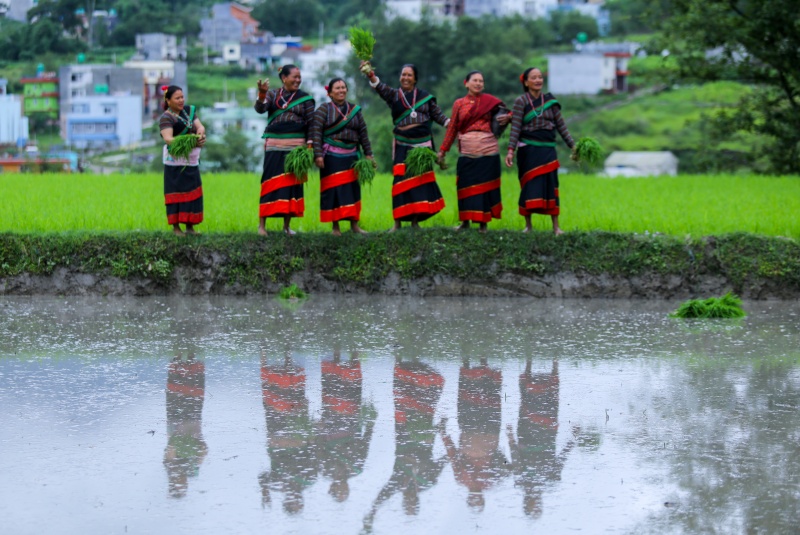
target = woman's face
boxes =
[329,81,348,103]
[465,73,484,96]
[166,90,184,110]
[525,69,544,92]
[282,68,302,91]
[399,67,416,91]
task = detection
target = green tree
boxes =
[252,0,324,36]
[550,10,600,44]
[202,128,259,172]
[658,0,800,173]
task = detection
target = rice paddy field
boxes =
[1,172,798,238]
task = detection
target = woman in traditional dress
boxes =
[254,65,316,235]
[437,71,510,233]
[309,78,375,236]
[505,67,576,235]
[159,85,206,236]
[361,61,449,231]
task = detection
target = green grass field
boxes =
[1,172,798,238]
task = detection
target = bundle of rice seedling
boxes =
[352,157,376,187]
[574,137,604,167]
[279,284,307,300]
[669,292,746,319]
[284,146,314,183]
[167,134,200,159]
[404,147,438,177]
[349,27,376,62]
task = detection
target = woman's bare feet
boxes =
[172,227,186,237]
[332,222,342,237]
[522,226,532,234]
[388,221,401,233]
[283,227,296,236]
[478,223,487,234]
[258,226,268,236]
[553,227,564,236]
[454,221,470,232]
[351,222,367,234]
[185,225,200,235]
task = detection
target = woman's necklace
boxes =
[398,87,418,119]
[526,93,544,117]
[333,101,351,121]
[277,88,298,109]
[168,108,191,129]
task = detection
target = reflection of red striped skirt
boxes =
[456,154,502,223]
[391,143,445,222]
[320,153,361,222]
[260,150,305,218]
[164,166,203,225]
[517,144,560,216]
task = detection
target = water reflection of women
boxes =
[317,350,375,502]
[258,350,317,515]
[440,357,508,512]
[363,357,445,531]
[163,352,208,498]
[506,359,574,518]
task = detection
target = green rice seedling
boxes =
[405,147,438,177]
[349,27,376,61]
[167,134,200,159]
[284,146,314,183]
[670,292,746,318]
[279,284,308,299]
[574,137,604,167]
[352,157,376,187]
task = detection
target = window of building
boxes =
[71,103,89,113]
[102,104,117,115]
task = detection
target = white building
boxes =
[604,151,678,177]
[64,95,142,150]
[0,93,30,145]
[4,0,37,21]
[123,59,188,115]
[135,33,187,61]
[386,0,464,21]
[465,0,556,18]
[547,52,630,95]
[296,41,353,104]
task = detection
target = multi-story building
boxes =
[546,50,630,95]
[386,0,465,20]
[64,94,142,150]
[200,2,262,52]
[464,0,556,18]
[135,33,188,61]
[20,71,59,120]
[295,41,352,104]
[122,59,188,115]
[0,80,30,146]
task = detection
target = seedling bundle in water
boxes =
[279,284,307,300]
[352,157,376,186]
[670,292,746,319]
[285,146,314,183]
[168,134,200,159]
[574,137,604,167]
[349,27,376,61]
[405,147,438,177]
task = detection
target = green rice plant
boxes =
[349,27,376,61]
[670,292,746,318]
[279,284,307,299]
[405,147,438,177]
[167,134,200,159]
[352,157,376,187]
[284,146,314,183]
[574,137,604,166]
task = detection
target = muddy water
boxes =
[1,296,798,535]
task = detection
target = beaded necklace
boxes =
[168,108,192,130]
[398,87,419,119]
[277,88,298,110]
[332,101,351,121]
[526,93,544,118]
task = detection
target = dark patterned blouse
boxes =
[308,102,373,159]
[507,92,574,151]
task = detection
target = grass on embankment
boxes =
[1,172,798,238]
[1,230,798,295]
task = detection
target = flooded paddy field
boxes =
[1,296,799,534]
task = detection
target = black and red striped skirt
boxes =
[259,150,305,218]
[392,144,445,222]
[320,153,361,222]
[456,155,502,223]
[517,144,560,216]
[164,166,203,225]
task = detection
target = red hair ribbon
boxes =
[324,85,329,91]
[161,85,169,91]
[519,74,524,83]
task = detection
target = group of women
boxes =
[158,60,576,237]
